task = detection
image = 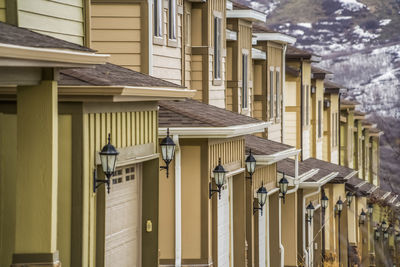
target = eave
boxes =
[252,48,266,60]
[226,29,237,41]
[158,121,271,138]
[253,148,301,165]
[227,10,266,23]
[299,172,340,188]
[254,33,296,44]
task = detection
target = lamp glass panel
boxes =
[246,161,256,174]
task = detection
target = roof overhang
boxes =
[0,85,196,101]
[159,121,271,138]
[344,171,359,180]
[381,192,391,200]
[227,10,266,23]
[252,48,266,60]
[226,29,237,41]
[253,148,300,165]
[300,172,340,188]
[0,43,109,67]
[254,33,296,44]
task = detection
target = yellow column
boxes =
[13,80,59,266]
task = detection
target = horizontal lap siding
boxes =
[91,3,142,72]
[0,0,5,22]
[191,55,203,102]
[84,109,157,267]
[18,0,84,45]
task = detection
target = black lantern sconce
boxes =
[359,209,366,226]
[346,191,353,207]
[245,149,256,182]
[209,158,227,199]
[306,201,315,223]
[381,220,388,232]
[336,197,344,215]
[324,99,331,109]
[160,128,176,178]
[374,228,380,240]
[383,230,389,240]
[253,184,268,215]
[321,192,329,210]
[388,223,394,233]
[94,134,119,194]
[396,233,400,242]
[367,203,373,216]
[279,173,289,204]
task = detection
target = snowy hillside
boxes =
[239,0,400,194]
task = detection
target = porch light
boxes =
[388,223,394,233]
[321,192,329,210]
[346,191,353,207]
[94,134,119,194]
[374,229,380,240]
[383,231,389,240]
[278,173,289,204]
[324,100,331,109]
[160,128,176,178]
[253,185,268,216]
[245,149,256,181]
[306,201,315,223]
[336,197,344,214]
[381,220,388,231]
[396,233,400,242]
[359,209,366,225]
[209,158,227,199]
[367,203,373,215]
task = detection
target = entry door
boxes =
[259,209,266,267]
[105,164,141,267]
[218,178,232,267]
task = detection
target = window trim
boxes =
[154,0,163,38]
[242,53,248,110]
[213,15,222,81]
[269,67,274,120]
[318,100,322,139]
[168,0,177,40]
[275,69,281,119]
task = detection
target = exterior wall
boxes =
[284,74,300,148]
[91,3,143,72]
[330,94,339,164]
[323,93,339,164]
[302,61,312,160]
[16,0,85,45]
[252,61,264,119]
[340,109,354,168]
[282,192,298,266]
[0,0,5,22]
[311,78,324,160]
[371,137,379,186]
[184,2,192,89]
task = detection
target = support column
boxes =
[233,173,246,266]
[13,80,60,266]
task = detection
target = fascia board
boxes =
[254,33,296,44]
[226,10,266,23]
[0,43,109,67]
[226,29,238,41]
[381,192,391,200]
[252,48,266,60]
[355,181,367,188]
[344,171,358,180]
[299,172,338,188]
[254,148,300,165]
[159,122,271,138]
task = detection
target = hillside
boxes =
[239,0,400,194]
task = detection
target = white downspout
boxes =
[147,0,153,75]
[303,187,320,267]
[281,44,287,143]
[173,135,181,267]
[267,188,279,267]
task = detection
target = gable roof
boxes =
[60,63,183,88]
[302,158,357,183]
[0,21,94,52]
[286,45,320,61]
[277,158,310,178]
[252,23,296,44]
[311,66,332,80]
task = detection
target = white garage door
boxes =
[218,180,232,267]
[105,164,141,267]
[258,209,266,267]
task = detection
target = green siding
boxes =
[17,0,84,45]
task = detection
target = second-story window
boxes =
[154,0,162,37]
[276,70,280,118]
[169,0,176,40]
[242,54,248,109]
[214,16,221,79]
[318,100,322,138]
[269,69,274,119]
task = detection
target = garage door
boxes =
[105,164,141,267]
[218,180,232,267]
[259,208,266,267]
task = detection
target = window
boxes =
[169,0,176,40]
[269,69,274,119]
[242,54,248,109]
[214,17,221,79]
[154,0,162,37]
[276,71,280,118]
[306,85,310,125]
[318,100,322,138]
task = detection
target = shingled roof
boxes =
[245,135,293,155]
[303,158,357,183]
[312,66,332,80]
[286,45,319,60]
[286,65,300,77]
[324,80,346,94]
[60,63,183,88]
[0,21,94,52]
[277,158,310,178]
[346,177,374,196]
[340,99,360,109]
[252,23,279,33]
[354,110,367,118]
[159,99,263,128]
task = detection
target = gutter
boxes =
[299,172,339,188]
[254,148,301,165]
[338,92,341,165]
[282,44,287,143]
[300,58,304,160]
[147,0,153,74]
[173,135,182,266]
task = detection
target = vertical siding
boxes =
[84,109,157,267]
[91,3,142,72]
[209,138,244,175]
[253,165,276,191]
[0,0,5,22]
[18,0,84,45]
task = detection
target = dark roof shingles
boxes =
[245,135,293,156]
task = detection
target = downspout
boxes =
[303,187,320,267]
[300,58,304,160]
[338,92,341,165]
[173,135,181,267]
[282,44,287,143]
[148,0,153,75]
[267,188,279,267]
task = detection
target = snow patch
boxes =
[292,29,305,35]
[353,25,379,39]
[379,19,391,26]
[336,16,352,20]
[336,0,366,12]
[297,22,312,28]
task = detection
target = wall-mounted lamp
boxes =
[279,173,289,204]
[306,201,315,223]
[209,158,227,200]
[381,220,388,232]
[359,209,366,225]
[245,149,256,182]
[374,229,380,240]
[311,86,316,94]
[346,191,353,207]
[321,192,329,210]
[336,197,344,215]
[160,128,176,178]
[253,184,268,215]
[383,231,389,240]
[367,203,373,216]
[94,134,119,194]
[324,99,331,109]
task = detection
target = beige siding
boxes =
[191,55,203,102]
[268,122,282,143]
[91,3,142,72]
[0,0,5,22]
[18,0,84,45]
[209,138,244,174]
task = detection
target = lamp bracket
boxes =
[160,164,170,178]
[209,182,222,199]
[93,169,111,194]
[253,204,263,215]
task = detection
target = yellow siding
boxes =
[191,55,203,102]
[18,0,84,45]
[0,0,5,22]
[84,109,157,267]
[253,164,276,191]
[91,3,142,72]
[209,138,244,174]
